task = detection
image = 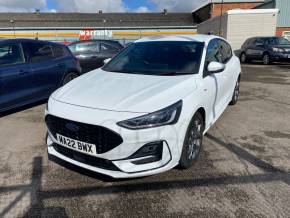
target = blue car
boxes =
[0,39,81,112]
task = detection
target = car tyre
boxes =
[262,54,271,65]
[240,52,247,63]
[62,72,79,86]
[179,112,204,169]
[229,78,240,105]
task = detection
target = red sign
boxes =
[79,29,93,40]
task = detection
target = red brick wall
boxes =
[212,3,261,17]
[276,27,290,36]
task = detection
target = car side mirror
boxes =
[207,62,225,74]
[103,58,111,64]
[256,43,263,47]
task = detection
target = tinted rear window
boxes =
[25,43,54,63]
[52,45,65,58]
[0,44,24,66]
[68,42,99,53]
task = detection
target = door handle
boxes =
[55,63,64,67]
[18,70,29,75]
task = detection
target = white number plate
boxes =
[56,134,97,156]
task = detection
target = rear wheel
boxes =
[230,78,240,105]
[262,54,271,65]
[179,112,204,169]
[62,72,79,86]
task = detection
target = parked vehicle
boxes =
[0,39,81,113]
[68,40,124,73]
[240,36,290,65]
[45,35,241,178]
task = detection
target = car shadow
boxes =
[0,99,47,118]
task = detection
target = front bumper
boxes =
[270,52,290,62]
[45,99,187,178]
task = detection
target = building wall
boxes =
[212,3,261,17]
[197,14,228,38]
[197,10,277,51]
[0,27,197,44]
[227,12,277,50]
[276,0,290,28]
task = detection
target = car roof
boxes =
[0,38,64,46]
[135,34,222,44]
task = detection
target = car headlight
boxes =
[272,47,284,52]
[117,100,182,130]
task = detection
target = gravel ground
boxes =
[0,63,290,218]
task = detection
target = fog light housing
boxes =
[130,141,163,165]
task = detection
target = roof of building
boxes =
[0,12,195,29]
[192,0,265,13]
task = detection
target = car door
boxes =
[23,42,62,98]
[51,44,68,88]
[218,39,236,103]
[0,43,35,111]
[246,38,265,59]
[202,39,232,119]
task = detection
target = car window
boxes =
[25,43,54,63]
[0,44,24,67]
[103,41,204,75]
[100,43,118,52]
[52,45,65,58]
[266,37,290,45]
[254,38,264,45]
[243,38,253,47]
[206,39,222,63]
[219,40,232,63]
[68,42,99,53]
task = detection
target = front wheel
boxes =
[262,54,271,65]
[62,72,79,86]
[179,112,204,169]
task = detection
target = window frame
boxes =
[24,42,54,63]
[100,43,119,52]
[218,39,233,64]
[203,38,233,77]
[51,44,65,58]
[0,43,25,67]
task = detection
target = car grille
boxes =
[45,115,123,154]
[52,143,120,171]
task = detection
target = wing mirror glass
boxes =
[207,61,225,74]
[103,58,111,64]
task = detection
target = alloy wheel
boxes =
[187,118,203,160]
[263,54,270,65]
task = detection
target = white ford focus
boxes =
[45,35,241,178]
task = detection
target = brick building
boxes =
[192,0,265,23]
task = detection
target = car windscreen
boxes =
[102,41,204,76]
[68,42,99,53]
[266,37,290,45]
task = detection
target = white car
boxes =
[45,35,241,178]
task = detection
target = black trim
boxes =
[45,115,123,154]
[52,143,120,171]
